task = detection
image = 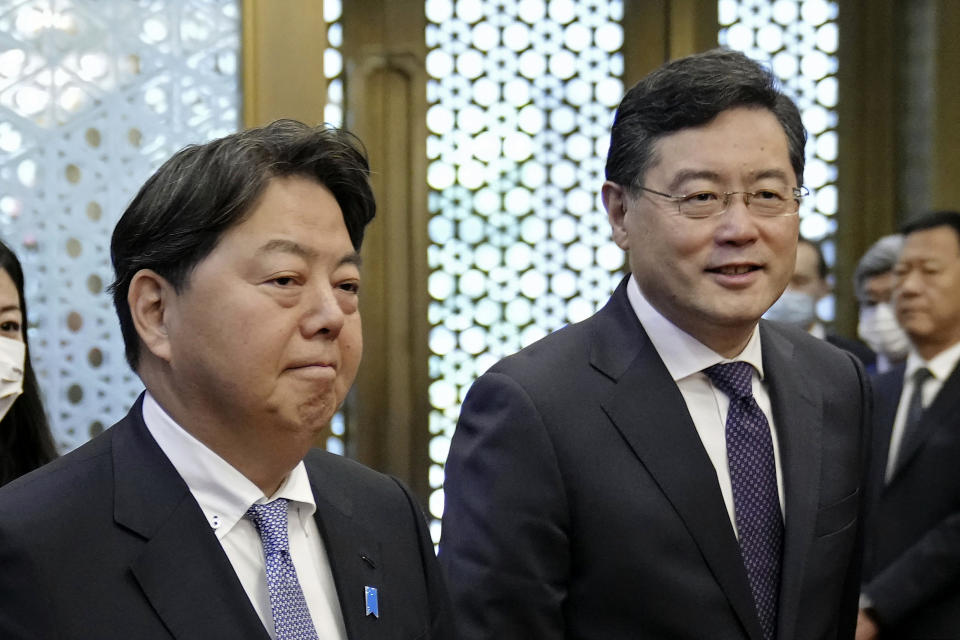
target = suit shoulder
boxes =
[826,332,877,366]
[0,428,113,506]
[488,314,596,378]
[0,429,117,544]
[302,449,419,517]
[764,320,861,365]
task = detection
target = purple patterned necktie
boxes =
[704,361,783,640]
[245,499,320,640]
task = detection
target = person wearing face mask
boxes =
[0,239,56,487]
[764,237,877,367]
[854,235,909,374]
[857,211,960,639]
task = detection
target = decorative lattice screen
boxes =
[424,0,625,541]
[0,0,240,451]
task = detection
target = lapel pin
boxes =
[365,586,379,618]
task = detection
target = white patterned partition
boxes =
[424,0,625,541]
[0,0,240,451]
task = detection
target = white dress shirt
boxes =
[884,340,960,481]
[626,276,785,534]
[142,392,347,640]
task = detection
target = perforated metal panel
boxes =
[0,0,240,451]
[424,0,625,541]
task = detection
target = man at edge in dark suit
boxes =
[858,210,960,639]
[440,49,870,640]
[0,120,453,639]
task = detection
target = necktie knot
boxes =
[912,366,933,388]
[245,498,290,556]
[704,361,755,401]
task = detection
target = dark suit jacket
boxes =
[825,333,877,372]
[863,362,960,638]
[0,395,453,639]
[440,278,870,640]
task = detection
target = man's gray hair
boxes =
[854,234,903,302]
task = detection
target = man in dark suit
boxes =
[0,120,452,639]
[440,49,870,640]
[858,210,960,639]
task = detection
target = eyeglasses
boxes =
[637,185,809,219]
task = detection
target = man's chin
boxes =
[293,393,339,435]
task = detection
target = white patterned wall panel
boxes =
[425,0,625,541]
[0,0,239,451]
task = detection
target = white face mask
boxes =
[763,290,817,329]
[0,335,25,421]
[858,302,910,361]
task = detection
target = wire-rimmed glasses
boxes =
[637,185,809,219]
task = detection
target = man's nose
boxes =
[715,194,760,243]
[896,268,924,296]
[302,284,345,338]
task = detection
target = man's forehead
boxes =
[902,226,960,258]
[646,113,795,180]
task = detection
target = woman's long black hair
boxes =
[0,240,56,486]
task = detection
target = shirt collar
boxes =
[905,339,960,383]
[808,321,826,339]
[141,392,317,539]
[626,275,765,382]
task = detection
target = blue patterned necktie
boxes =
[704,361,783,640]
[245,499,320,640]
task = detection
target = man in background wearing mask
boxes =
[858,210,960,639]
[765,237,876,366]
[854,235,909,374]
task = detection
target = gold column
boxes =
[835,0,899,335]
[241,0,327,127]
[622,0,718,84]
[341,0,431,501]
[932,0,960,210]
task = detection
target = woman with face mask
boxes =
[0,239,56,487]
[855,234,910,374]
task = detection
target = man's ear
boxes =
[602,181,630,250]
[128,269,175,363]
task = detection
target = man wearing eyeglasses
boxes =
[441,48,870,640]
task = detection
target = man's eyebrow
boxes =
[0,304,20,314]
[256,239,362,269]
[256,239,317,259]
[340,252,362,269]
[750,168,793,183]
[666,168,794,192]
[667,170,721,192]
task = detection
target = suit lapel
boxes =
[307,461,383,640]
[114,398,268,640]
[871,366,904,487]
[759,323,822,640]
[891,363,960,480]
[594,282,764,640]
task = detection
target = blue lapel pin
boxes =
[365,586,379,618]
